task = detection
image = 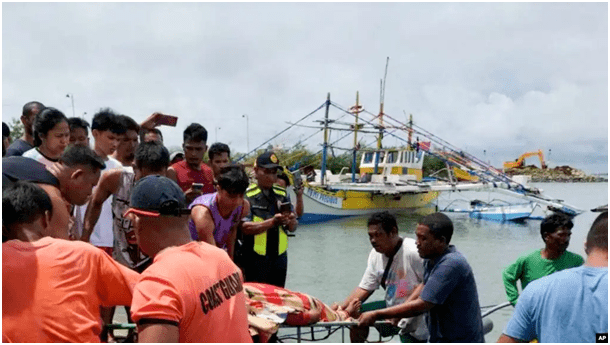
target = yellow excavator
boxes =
[503,150,547,170]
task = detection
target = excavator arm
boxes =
[503,150,546,170]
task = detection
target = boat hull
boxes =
[469,203,535,222]
[297,185,441,224]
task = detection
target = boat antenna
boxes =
[320,93,331,186]
[374,57,389,174]
[351,91,363,182]
[381,56,389,104]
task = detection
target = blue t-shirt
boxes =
[5,138,33,157]
[2,156,59,187]
[421,245,485,343]
[504,266,608,343]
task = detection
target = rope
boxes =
[328,102,525,187]
[235,102,327,162]
[236,97,523,192]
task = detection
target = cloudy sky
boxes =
[3,2,608,173]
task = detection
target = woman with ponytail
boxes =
[23,107,70,167]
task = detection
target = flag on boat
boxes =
[418,141,431,151]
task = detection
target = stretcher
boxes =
[107,302,508,343]
[278,320,402,343]
[106,320,396,343]
[276,317,496,343]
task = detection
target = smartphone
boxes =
[192,183,204,191]
[279,202,292,214]
[156,114,178,127]
[292,170,303,188]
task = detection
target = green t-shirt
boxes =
[502,249,584,305]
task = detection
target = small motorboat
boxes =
[444,199,537,222]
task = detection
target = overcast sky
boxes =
[3,2,608,173]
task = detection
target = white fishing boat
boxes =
[444,199,537,222]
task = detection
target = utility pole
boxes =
[66,93,76,118]
[242,114,250,154]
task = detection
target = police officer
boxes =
[240,151,297,287]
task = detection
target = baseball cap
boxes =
[124,175,190,217]
[255,151,280,169]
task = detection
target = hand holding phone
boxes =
[142,112,179,130]
[156,113,178,127]
[292,171,303,189]
[192,183,204,191]
[279,202,292,215]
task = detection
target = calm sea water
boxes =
[282,182,608,342]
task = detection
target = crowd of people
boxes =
[2,101,607,343]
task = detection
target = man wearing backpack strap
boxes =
[333,211,427,342]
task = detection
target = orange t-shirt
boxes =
[171,160,215,194]
[130,241,252,343]
[2,237,140,343]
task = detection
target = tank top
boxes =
[188,192,243,250]
[111,170,150,269]
[77,157,123,247]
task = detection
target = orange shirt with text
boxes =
[130,241,252,343]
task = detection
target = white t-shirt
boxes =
[76,157,123,247]
[358,237,428,340]
[22,148,57,168]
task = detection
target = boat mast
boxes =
[320,93,331,186]
[408,113,413,146]
[374,57,389,174]
[351,91,362,182]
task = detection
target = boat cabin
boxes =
[359,148,425,181]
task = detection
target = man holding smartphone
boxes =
[167,123,215,204]
[240,151,298,288]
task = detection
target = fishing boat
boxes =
[279,91,584,224]
[297,148,441,224]
[291,87,447,224]
[443,199,537,222]
[236,59,584,224]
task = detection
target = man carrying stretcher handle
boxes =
[356,213,485,343]
[333,212,428,342]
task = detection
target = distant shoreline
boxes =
[506,166,608,183]
[530,178,608,183]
